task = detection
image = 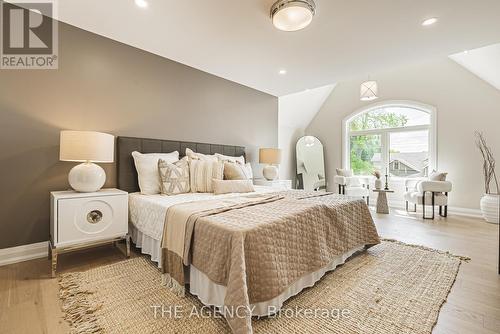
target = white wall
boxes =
[306,58,500,210]
[450,43,500,90]
[278,85,335,185]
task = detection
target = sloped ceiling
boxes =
[279,85,336,129]
[42,0,500,96]
[450,43,500,90]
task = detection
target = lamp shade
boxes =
[360,80,379,101]
[259,148,282,165]
[60,131,114,163]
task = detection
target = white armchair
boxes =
[404,178,452,219]
[334,172,370,205]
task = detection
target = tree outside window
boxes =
[347,106,432,177]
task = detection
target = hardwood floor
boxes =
[0,210,498,334]
[374,209,499,334]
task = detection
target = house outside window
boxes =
[343,101,437,180]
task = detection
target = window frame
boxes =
[342,100,437,178]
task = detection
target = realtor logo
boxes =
[1,0,58,69]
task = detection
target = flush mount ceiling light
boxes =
[271,0,316,32]
[421,17,438,26]
[360,80,379,101]
[279,69,287,75]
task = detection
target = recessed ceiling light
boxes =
[279,69,287,75]
[271,0,316,32]
[421,17,438,26]
[135,0,148,8]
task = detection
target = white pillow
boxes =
[215,153,245,165]
[185,148,218,161]
[132,151,179,194]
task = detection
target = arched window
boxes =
[343,101,437,178]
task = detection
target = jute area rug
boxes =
[59,240,467,334]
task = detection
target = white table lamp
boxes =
[259,148,282,181]
[60,131,114,192]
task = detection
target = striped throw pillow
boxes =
[189,160,224,193]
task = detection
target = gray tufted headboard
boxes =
[117,136,246,193]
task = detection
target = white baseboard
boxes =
[447,206,483,219]
[0,241,48,267]
[383,200,483,219]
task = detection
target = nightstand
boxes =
[49,188,129,277]
[253,179,292,190]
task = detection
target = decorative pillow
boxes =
[244,163,253,180]
[336,168,353,177]
[224,162,253,180]
[132,151,179,194]
[213,179,255,195]
[429,170,447,181]
[185,148,218,161]
[158,159,190,195]
[215,153,245,165]
[189,160,224,193]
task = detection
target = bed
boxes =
[117,136,380,334]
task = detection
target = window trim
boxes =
[342,100,437,176]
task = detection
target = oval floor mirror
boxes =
[296,136,326,191]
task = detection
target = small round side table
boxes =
[373,189,394,214]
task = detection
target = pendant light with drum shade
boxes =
[271,0,316,32]
[360,80,379,101]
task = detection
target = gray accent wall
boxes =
[0,21,278,249]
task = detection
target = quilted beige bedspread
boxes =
[161,191,380,334]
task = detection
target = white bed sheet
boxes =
[129,185,276,241]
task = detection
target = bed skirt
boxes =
[130,225,162,267]
[130,224,365,316]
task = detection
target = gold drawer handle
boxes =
[87,210,103,224]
